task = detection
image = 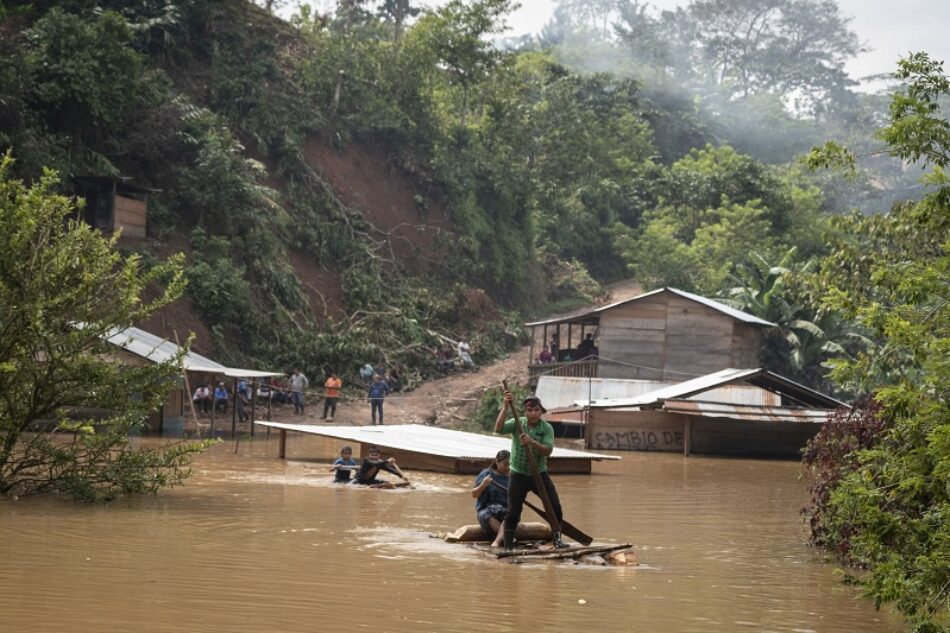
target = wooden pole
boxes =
[684,418,692,457]
[231,377,238,437]
[266,379,272,421]
[567,323,573,354]
[174,331,201,439]
[279,428,287,459]
[210,379,217,437]
[250,379,257,437]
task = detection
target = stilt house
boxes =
[525,287,775,384]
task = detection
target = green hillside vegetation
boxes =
[0,0,864,386]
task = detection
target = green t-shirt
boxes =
[500,417,555,475]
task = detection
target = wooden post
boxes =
[684,418,692,457]
[279,429,287,459]
[250,379,257,437]
[542,325,548,355]
[231,377,238,437]
[567,323,573,354]
[174,330,200,439]
[210,381,216,437]
[266,379,272,421]
[528,326,535,364]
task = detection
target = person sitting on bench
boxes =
[352,446,411,488]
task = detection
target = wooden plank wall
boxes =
[598,294,668,380]
[730,322,764,368]
[113,194,147,239]
[691,418,820,458]
[587,409,686,452]
[587,408,820,458]
[662,295,734,380]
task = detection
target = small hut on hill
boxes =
[525,287,774,384]
[74,175,151,240]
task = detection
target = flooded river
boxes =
[0,434,897,632]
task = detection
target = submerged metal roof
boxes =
[583,367,848,410]
[525,287,776,328]
[537,375,779,410]
[662,399,833,423]
[256,422,620,462]
[105,326,283,378]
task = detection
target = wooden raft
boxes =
[471,542,637,565]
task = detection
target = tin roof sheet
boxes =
[105,326,283,378]
[538,375,778,410]
[662,399,833,423]
[525,287,776,328]
[583,367,848,409]
[256,422,620,462]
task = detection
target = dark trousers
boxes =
[291,391,305,414]
[322,397,338,418]
[370,399,384,425]
[503,471,563,543]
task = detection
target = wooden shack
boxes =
[74,175,150,240]
[525,287,775,384]
[583,368,848,458]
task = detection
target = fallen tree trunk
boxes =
[444,522,552,543]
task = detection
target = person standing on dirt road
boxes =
[367,373,390,425]
[494,391,566,550]
[321,371,342,421]
[289,368,309,415]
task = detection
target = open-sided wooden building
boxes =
[525,287,775,384]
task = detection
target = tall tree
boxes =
[0,155,208,500]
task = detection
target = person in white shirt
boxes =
[289,368,309,415]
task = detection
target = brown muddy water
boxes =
[0,434,898,633]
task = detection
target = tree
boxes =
[411,0,513,125]
[805,53,950,632]
[0,155,209,500]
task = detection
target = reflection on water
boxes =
[0,434,897,633]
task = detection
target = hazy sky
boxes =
[499,0,950,82]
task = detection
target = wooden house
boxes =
[74,176,151,240]
[525,287,775,384]
[582,368,848,458]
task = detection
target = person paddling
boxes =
[494,392,566,550]
[352,446,410,488]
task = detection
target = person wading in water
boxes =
[494,392,567,550]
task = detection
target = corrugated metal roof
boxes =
[662,399,833,423]
[538,375,779,410]
[105,326,283,378]
[525,287,776,328]
[256,422,620,462]
[583,367,848,409]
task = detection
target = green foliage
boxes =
[804,53,950,632]
[473,384,531,432]
[0,155,210,500]
[615,145,825,292]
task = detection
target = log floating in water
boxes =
[444,522,552,543]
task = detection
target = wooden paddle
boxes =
[491,479,593,545]
[500,380,567,544]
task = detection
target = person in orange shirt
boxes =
[321,371,343,421]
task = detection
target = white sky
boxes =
[500,0,950,82]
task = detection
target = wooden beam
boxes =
[278,429,287,459]
[684,418,692,457]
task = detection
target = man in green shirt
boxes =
[494,391,566,550]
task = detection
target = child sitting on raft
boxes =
[471,449,510,547]
[352,446,411,488]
